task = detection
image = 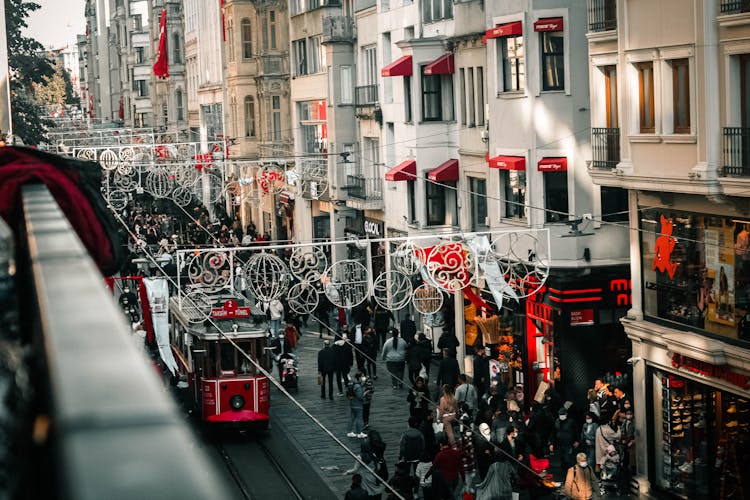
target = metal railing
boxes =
[322,15,356,43]
[17,185,231,500]
[355,85,378,107]
[591,127,620,169]
[721,0,750,13]
[722,127,750,176]
[347,176,383,200]
[587,0,617,32]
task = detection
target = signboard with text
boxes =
[570,309,594,326]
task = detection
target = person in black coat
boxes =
[333,334,354,396]
[472,347,490,399]
[437,331,460,359]
[435,349,460,391]
[374,306,394,347]
[317,340,336,399]
[400,314,417,342]
[406,341,423,385]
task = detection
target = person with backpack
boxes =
[455,374,478,419]
[347,372,367,439]
[344,439,386,499]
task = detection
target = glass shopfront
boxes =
[641,209,750,345]
[651,369,749,499]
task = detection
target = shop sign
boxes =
[671,353,750,390]
[364,218,383,237]
[211,299,251,319]
[570,309,594,326]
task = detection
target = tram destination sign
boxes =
[211,299,252,319]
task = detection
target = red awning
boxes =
[428,159,459,182]
[538,157,568,172]
[381,55,413,77]
[534,17,564,32]
[484,21,523,42]
[385,160,417,181]
[424,54,455,76]
[488,155,526,171]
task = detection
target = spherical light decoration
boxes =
[180,291,213,324]
[372,271,412,311]
[289,246,328,283]
[322,260,369,308]
[489,231,550,299]
[106,189,129,211]
[243,253,291,301]
[191,171,225,204]
[99,149,119,171]
[425,242,474,292]
[145,169,174,198]
[186,251,232,293]
[172,186,194,207]
[288,282,320,315]
[392,240,425,275]
[412,283,444,315]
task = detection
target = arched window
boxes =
[175,89,184,121]
[244,96,255,137]
[172,33,182,64]
[241,18,252,59]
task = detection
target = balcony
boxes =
[722,127,750,176]
[591,128,620,169]
[355,85,378,108]
[346,176,384,210]
[321,16,356,43]
[587,0,617,32]
[721,0,750,13]
[259,141,293,159]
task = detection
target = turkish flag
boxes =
[153,9,169,79]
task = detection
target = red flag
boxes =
[153,9,169,79]
[220,0,226,41]
[118,96,124,120]
[89,93,95,119]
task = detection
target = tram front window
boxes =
[219,341,236,376]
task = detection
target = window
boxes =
[241,18,252,59]
[459,69,466,125]
[422,0,452,22]
[469,177,487,230]
[422,71,442,121]
[404,76,412,122]
[362,46,377,86]
[244,96,255,137]
[172,33,182,64]
[540,31,564,91]
[309,36,323,74]
[176,89,184,121]
[290,0,301,16]
[298,101,326,153]
[672,58,690,133]
[341,66,353,104]
[467,67,475,126]
[227,22,235,62]
[407,181,416,222]
[501,170,526,219]
[476,67,485,125]
[230,97,238,137]
[426,176,446,226]
[134,80,148,97]
[135,46,145,64]
[292,39,307,75]
[637,61,655,133]
[601,186,628,222]
[263,10,277,50]
[272,96,281,141]
[500,35,525,92]
[604,65,618,127]
[544,171,568,223]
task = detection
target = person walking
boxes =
[267,298,284,337]
[406,340,423,385]
[345,474,369,500]
[579,412,599,471]
[400,314,417,342]
[425,434,464,499]
[399,416,426,478]
[374,306,394,347]
[437,330,460,359]
[407,376,431,424]
[317,340,336,400]
[362,373,375,430]
[563,452,598,500]
[347,372,367,438]
[382,328,407,389]
[416,333,433,379]
[455,374,479,419]
[438,385,458,446]
[595,416,621,473]
[550,407,578,473]
[334,333,354,396]
[435,349,460,391]
[472,347,490,399]
[344,440,386,499]
[362,327,379,380]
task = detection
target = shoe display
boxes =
[726,420,738,428]
[673,424,683,431]
[678,462,693,474]
[693,393,703,401]
[673,410,681,417]
[673,432,685,438]
[727,402,737,414]
[683,394,693,402]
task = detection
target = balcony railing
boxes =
[347,176,383,200]
[322,15,356,43]
[587,0,617,32]
[721,0,750,13]
[722,127,750,176]
[355,85,378,107]
[259,141,293,159]
[591,127,620,169]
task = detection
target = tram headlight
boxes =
[230,395,245,410]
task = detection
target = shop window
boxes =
[499,35,525,92]
[637,61,655,133]
[641,208,750,346]
[601,186,628,222]
[671,58,690,134]
[544,171,568,223]
[500,170,526,220]
[540,30,564,91]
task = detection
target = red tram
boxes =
[170,297,270,427]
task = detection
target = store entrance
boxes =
[649,369,749,499]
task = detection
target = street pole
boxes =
[0,0,13,137]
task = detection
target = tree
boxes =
[5,0,55,144]
[32,64,67,106]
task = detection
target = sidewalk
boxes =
[269,328,414,498]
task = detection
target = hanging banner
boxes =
[143,278,178,375]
